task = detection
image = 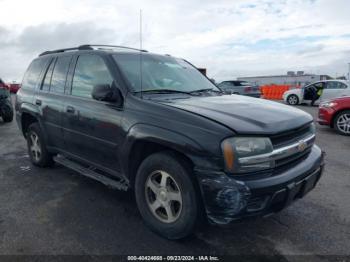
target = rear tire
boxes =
[26,123,54,167]
[135,151,201,240]
[287,95,299,105]
[334,110,350,136]
[1,105,13,122]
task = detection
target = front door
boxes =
[61,54,124,174]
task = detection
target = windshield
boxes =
[113,53,219,93]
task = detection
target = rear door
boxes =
[321,81,345,102]
[338,82,350,97]
[18,58,49,110]
[62,54,124,174]
[35,55,73,149]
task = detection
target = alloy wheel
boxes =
[337,113,350,134]
[29,132,41,162]
[288,95,298,105]
[145,170,182,223]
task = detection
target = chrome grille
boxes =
[238,123,315,170]
[270,124,315,149]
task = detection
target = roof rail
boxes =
[39,45,92,56]
[79,44,148,52]
[39,44,147,56]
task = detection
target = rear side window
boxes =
[325,81,346,89]
[71,55,113,99]
[41,58,56,92]
[339,83,347,89]
[50,56,72,94]
[22,58,48,90]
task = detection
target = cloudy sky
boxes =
[1,0,350,82]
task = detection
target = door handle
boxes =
[35,99,42,106]
[66,106,75,114]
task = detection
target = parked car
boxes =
[0,78,10,91]
[318,96,350,135]
[217,80,261,97]
[16,45,324,239]
[8,82,21,93]
[0,86,14,122]
[283,80,350,105]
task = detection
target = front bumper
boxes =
[196,145,325,224]
[317,107,334,126]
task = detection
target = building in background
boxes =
[237,71,333,87]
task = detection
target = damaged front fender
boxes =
[196,169,251,224]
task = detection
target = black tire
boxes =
[287,94,299,105]
[135,151,201,240]
[26,123,54,167]
[1,105,13,122]
[333,110,350,136]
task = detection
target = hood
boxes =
[158,95,313,135]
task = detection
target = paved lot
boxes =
[0,97,349,260]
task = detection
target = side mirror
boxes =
[92,82,123,105]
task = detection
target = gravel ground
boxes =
[0,97,349,261]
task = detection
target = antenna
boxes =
[139,9,143,99]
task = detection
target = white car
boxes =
[283,80,350,105]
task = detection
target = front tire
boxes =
[26,123,54,167]
[135,151,201,240]
[287,94,299,105]
[334,110,350,136]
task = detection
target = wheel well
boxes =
[21,113,38,137]
[331,108,350,128]
[128,140,194,189]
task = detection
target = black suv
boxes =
[16,45,324,239]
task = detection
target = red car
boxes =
[8,83,21,93]
[318,96,350,135]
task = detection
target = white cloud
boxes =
[1,0,350,81]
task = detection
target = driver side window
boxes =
[71,55,113,99]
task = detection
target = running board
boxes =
[53,155,128,191]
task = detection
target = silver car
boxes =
[218,80,261,97]
[283,80,350,105]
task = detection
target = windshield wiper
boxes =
[135,89,191,95]
[189,88,220,94]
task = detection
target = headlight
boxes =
[320,101,337,108]
[222,137,274,174]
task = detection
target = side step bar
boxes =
[53,155,128,191]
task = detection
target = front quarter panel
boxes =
[119,95,234,178]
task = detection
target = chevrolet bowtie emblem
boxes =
[298,140,308,152]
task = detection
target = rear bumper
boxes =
[196,145,325,224]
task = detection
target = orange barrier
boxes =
[260,85,292,100]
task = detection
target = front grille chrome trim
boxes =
[239,134,315,165]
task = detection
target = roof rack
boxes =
[39,44,148,56]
